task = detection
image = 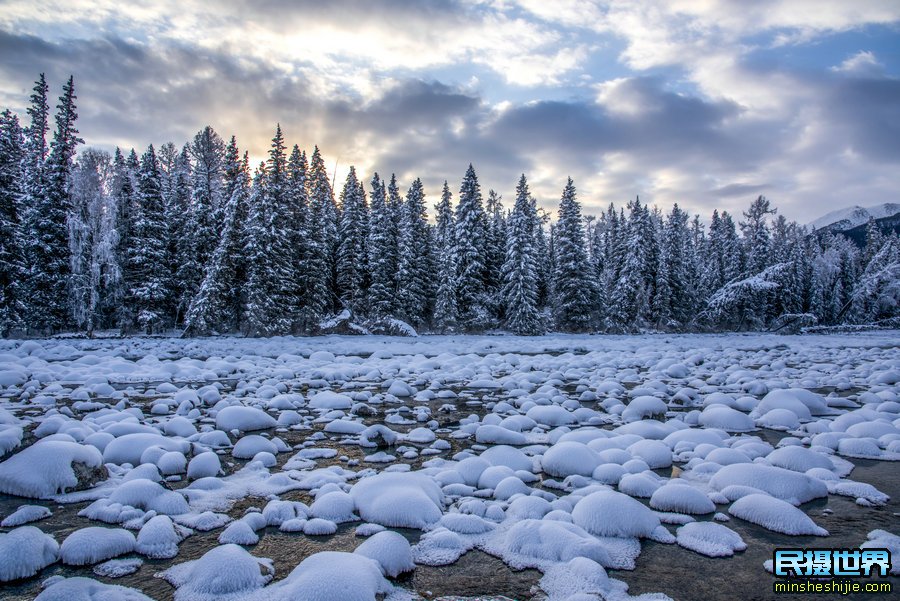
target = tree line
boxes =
[0,74,898,337]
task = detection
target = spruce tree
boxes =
[185,148,250,335]
[27,76,82,333]
[454,164,487,329]
[367,173,396,317]
[0,110,25,335]
[306,146,338,319]
[397,178,432,326]
[502,175,542,335]
[127,145,169,333]
[336,166,369,312]
[433,181,458,330]
[552,177,594,331]
[286,144,309,322]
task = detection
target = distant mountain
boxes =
[808,203,900,232]
[839,211,900,247]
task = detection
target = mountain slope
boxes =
[808,202,900,231]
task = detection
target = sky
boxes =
[0,0,899,222]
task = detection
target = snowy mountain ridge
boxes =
[808,202,900,231]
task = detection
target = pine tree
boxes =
[484,189,506,319]
[552,177,594,331]
[285,144,309,322]
[367,173,397,317]
[397,178,432,326]
[502,175,542,335]
[656,203,694,328]
[454,164,488,329]
[433,181,458,330]
[185,148,251,335]
[336,166,369,312]
[172,127,224,323]
[610,197,656,331]
[127,145,169,333]
[244,163,280,335]
[0,110,25,335]
[306,146,338,320]
[26,76,83,333]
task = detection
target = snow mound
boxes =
[35,577,154,601]
[160,544,273,600]
[729,494,828,536]
[708,463,827,505]
[572,490,672,541]
[0,525,59,581]
[354,530,415,577]
[102,433,189,465]
[698,406,755,432]
[504,519,613,566]
[766,446,834,473]
[219,520,260,545]
[541,442,600,477]
[93,558,143,578]
[265,551,391,601]
[0,440,104,498]
[649,483,716,514]
[2,504,52,527]
[136,515,189,559]
[215,406,276,432]
[309,391,353,410]
[676,522,746,557]
[60,527,136,565]
[349,472,443,529]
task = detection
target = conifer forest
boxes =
[1,74,898,339]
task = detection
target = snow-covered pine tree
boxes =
[656,203,694,329]
[127,145,169,333]
[244,162,279,335]
[739,195,776,328]
[501,175,542,335]
[609,197,656,331]
[453,164,488,329]
[483,189,506,320]
[337,166,369,312]
[67,148,113,333]
[433,181,458,331]
[19,75,49,292]
[552,177,594,331]
[305,146,338,320]
[367,173,396,317]
[285,144,309,323]
[26,76,83,333]
[175,127,224,323]
[0,110,25,335]
[396,178,433,326]
[184,139,251,335]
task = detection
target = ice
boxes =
[649,482,716,514]
[93,558,143,578]
[215,405,277,432]
[0,440,104,498]
[675,522,746,557]
[263,551,391,601]
[728,494,828,535]
[350,472,443,529]
[1,504,52,527]
[0,525,59,581]
[136,515,190,558]
[708,463,827,505]
[59,527,135,565]
[160,544,274,600]
[353,530,415,577]
[35,577,154,600]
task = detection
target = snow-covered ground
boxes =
[1,332,899,600]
